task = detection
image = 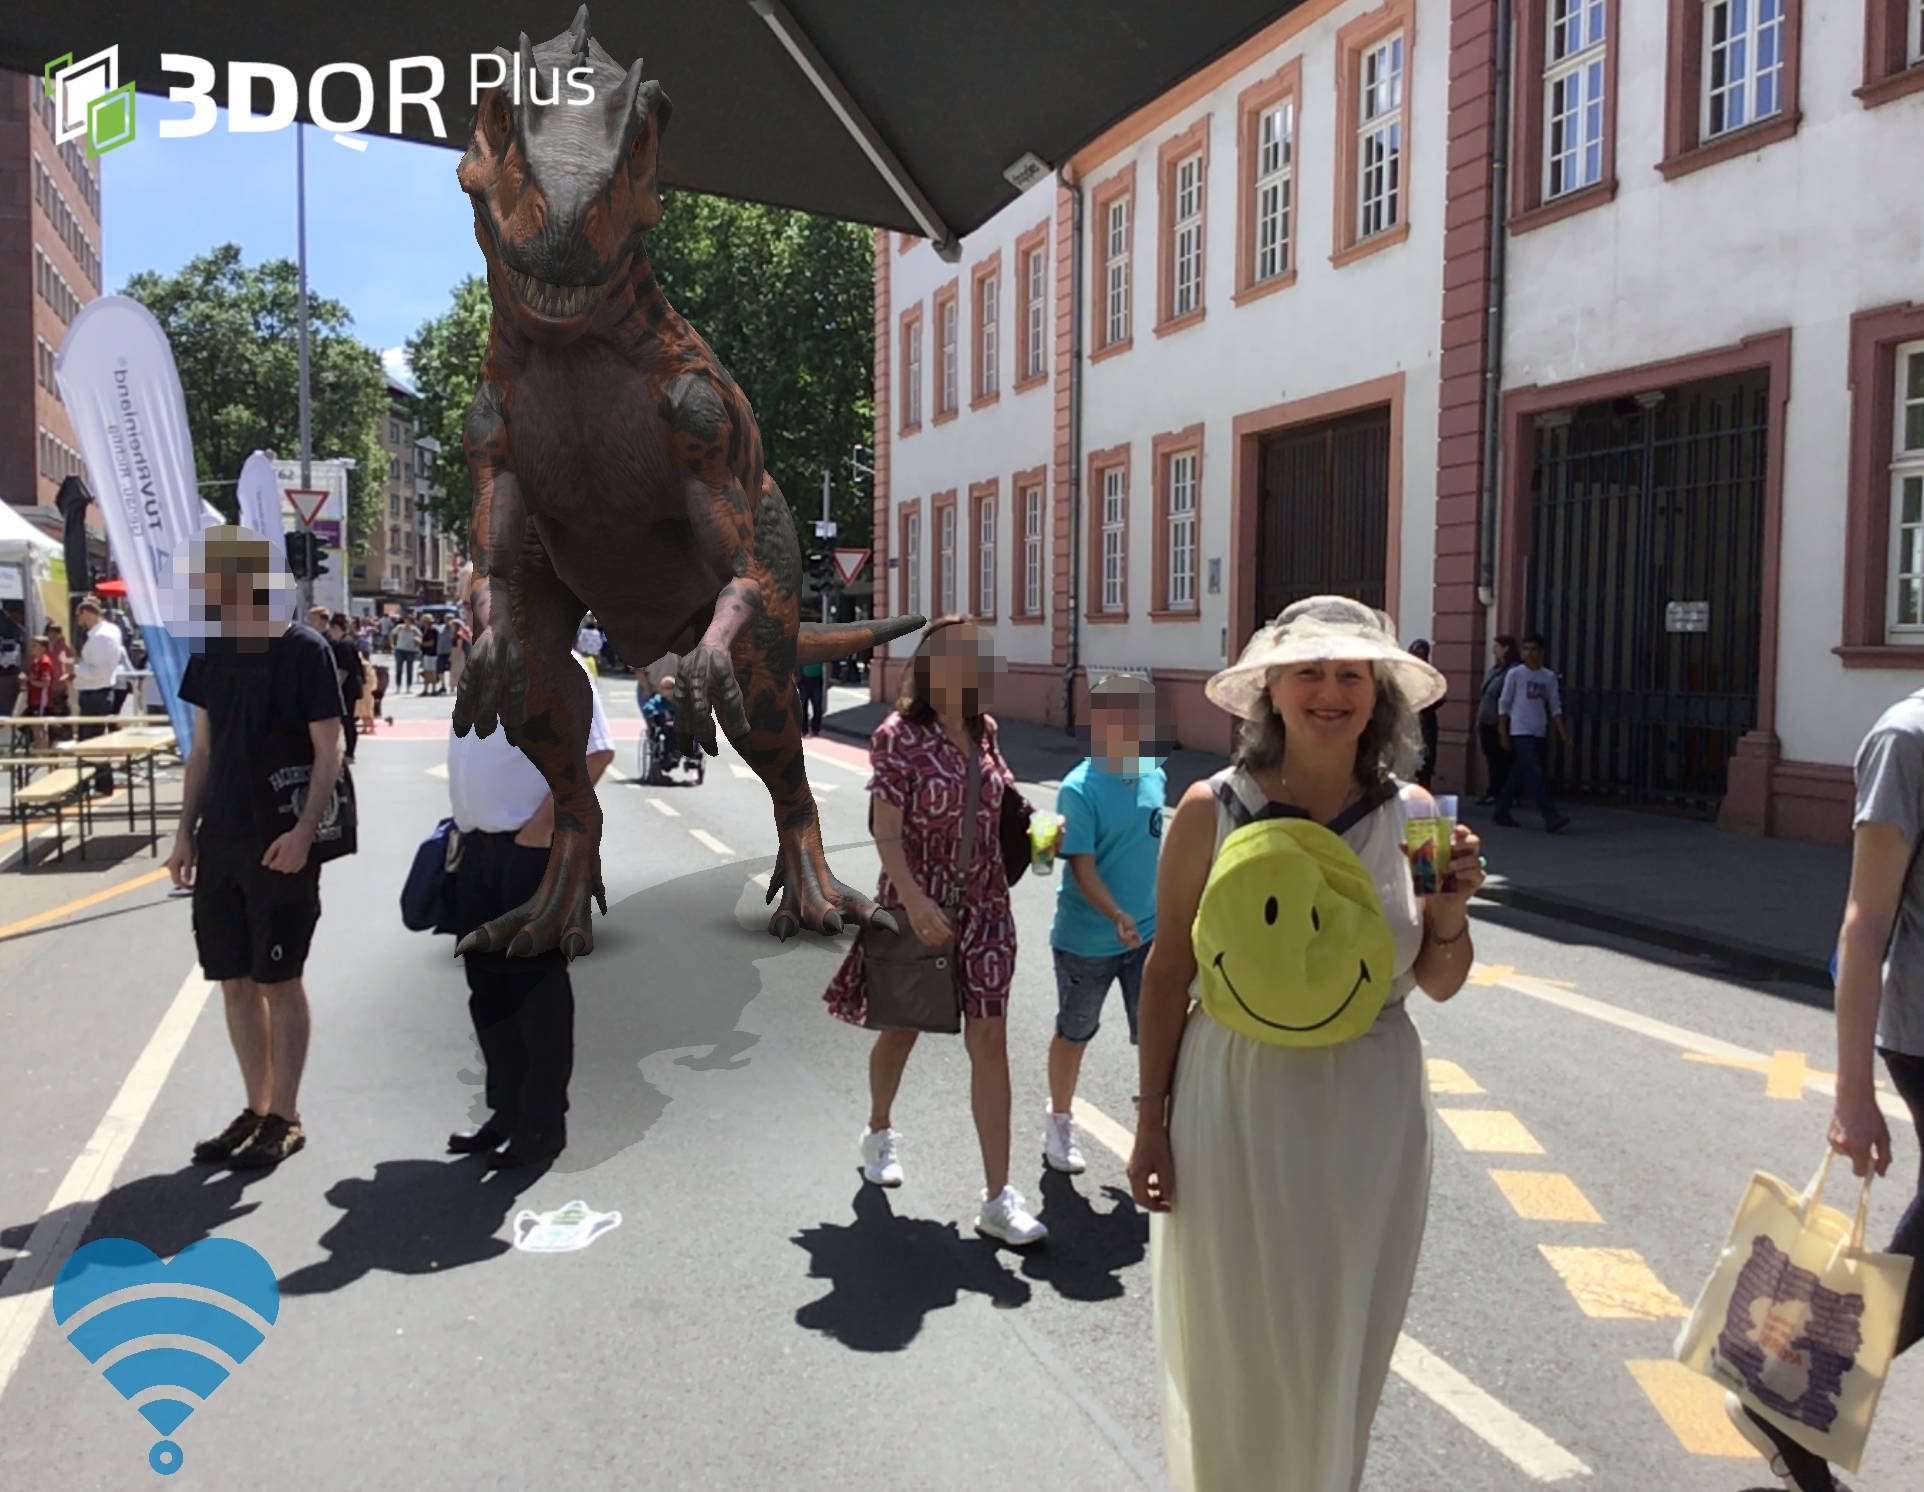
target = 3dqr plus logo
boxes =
[52,1236,280,1475]
[43,47,137,157]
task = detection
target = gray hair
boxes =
[1230,662,1425,787]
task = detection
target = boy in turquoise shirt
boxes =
[1044,674,1166,1174]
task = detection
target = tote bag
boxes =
[1674,1149,1914,1473]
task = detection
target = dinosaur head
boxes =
[459,5,672,343]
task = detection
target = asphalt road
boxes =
[0,680,1919,1491]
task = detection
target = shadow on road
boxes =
[1018,1171,1147,1303]
[790,1183,1032,1352]
[278,1157,545,1296]
[0,1164,269,1292]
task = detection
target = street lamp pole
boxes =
[819,469,833,624]
[295,123,315,615]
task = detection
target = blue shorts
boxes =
[1052,942,1150,1045]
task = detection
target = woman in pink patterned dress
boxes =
[824,617,1046,1247]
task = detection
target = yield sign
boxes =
[284,488,329,526]
[831,548,870,586]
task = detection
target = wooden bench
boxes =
[7,761,94,866]
[14,767,85,807]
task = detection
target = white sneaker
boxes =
[1043,1110,1086,1174]
[976,1185,1048,1246]
[859,1127,904,1187]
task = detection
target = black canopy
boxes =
[8,2,1298,255]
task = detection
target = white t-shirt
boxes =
[447,657,614,832]
[1498,664,1564,738]
[73,618,124,692]
[576,625,604,657]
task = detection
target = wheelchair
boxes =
[637,694,705,786]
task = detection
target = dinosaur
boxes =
[450,6,924,961]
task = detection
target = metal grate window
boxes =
[1024,485,1044,616]
[1702,0,1785,138]
[1357,37,1405,240]
[1172,154,1204,317]
[1101,467,1126,613]
[980,497,996,612]
[980,276,998,398]
[1255,100,1293,282]
[1026,247,1047,379]
[906,322,922,426]
[939,300,958,415]
[905,511,921,618]
[1167,452,1198,609]
[1105,196,1132,346]
[938,503,956,614]
[1892,343,1924,633]
[1546,0,1607,197]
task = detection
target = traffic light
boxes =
[284,530,314,580]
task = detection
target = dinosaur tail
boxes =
[795,614,927,666]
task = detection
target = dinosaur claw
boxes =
[867,908,899,936]
[562,931,589,962]
[819,908,843,936]
[507,930,536,958]
[593,884,608,917]
[455,929,487,957]
[770,912,798,941]
[764,863,786,905]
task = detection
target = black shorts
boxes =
[191,835,323,984]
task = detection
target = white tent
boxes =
[0,503,61,638]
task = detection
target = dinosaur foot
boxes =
[454,829,607,961]
[763,858,897,942]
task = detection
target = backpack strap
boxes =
[1243,778,1399,838]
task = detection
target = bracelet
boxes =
[1429,919,1471,948]
[1132,1092,1168,1108]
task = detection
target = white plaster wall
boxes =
[1501,10,1924,767]
[882,0,1452,671]
[887,178,1059,667]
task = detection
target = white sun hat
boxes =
[1204,595,1448,720]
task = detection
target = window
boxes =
[1891,342,1924,632]
[1702,0,1786,138]
[390,495,400,517]
[1913,0,1924,63]
[979,274,998,400]
[389,458,401,480]
[1106,197,1132,346]
[1100,468,1126,614]
[1168,452,1198,609]
[970,483,997,616]
[1026,246,1047,380]
[390,421,400,443]
[1546,0,1608,196]
[1023,483,1044,618]
[1173,156,1203,316]
[900,305,924,431]
[937,498,957,614]
[1256,101,1294,282]
[903,506,922,617]
[1357,37,1405,239]
[933,283,960,421]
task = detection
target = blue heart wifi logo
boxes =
[52,1237,280,1476]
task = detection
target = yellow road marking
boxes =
[1625,1360,1757,1457]
[1683,1049,1854,1102]
[646,797,680,818]
[1488,1170,1602,1223]
[1538,1246,1689,1319]
[1437,1109,1545,1155]
[1427,1058,1485,1095]
[1766,1049,1807,1100]
[690,829,733,857]
[1070,1097,1136,1164]
[0,867,173,943]
[1468,963,1575,989]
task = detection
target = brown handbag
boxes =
[861,739,981,1034]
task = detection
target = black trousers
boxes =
[78,687,117,792]
[797,674,825,734]
[454,829,573,1142]
[1478,722,1514,799]
[1884,1049,1924,1357]
[340,712,357,761]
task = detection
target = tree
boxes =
[405,192,875,548]
[119,244,389,546]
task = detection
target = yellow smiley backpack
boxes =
[1191,778,1398,1047]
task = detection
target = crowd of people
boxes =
[104,525,1921,1491]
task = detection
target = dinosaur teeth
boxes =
[507,267,598,319]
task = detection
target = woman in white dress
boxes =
[1128,596,1487,1492]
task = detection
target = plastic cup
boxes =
[1029,811,1064,877]
[1405,794,1457,896]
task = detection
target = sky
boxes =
[100,108,485,385]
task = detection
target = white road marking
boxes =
[1485,968,1913,1126]
[804,748,870,778]
[603,765,630,784]
[730,763,757,781]
[0,968,214,1404]
[690,829,733,857]
[814,781,839,793]
[1072,1095,1591,1483]
[1390,1335,1594,1482]
[750,872,771,889]
[646,797,680,818]
[424,762,448,779]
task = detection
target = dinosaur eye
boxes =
[492,98,510,139]
[1264,896,1277,925]
[1310,906,1321,932]
[631,132,643,159]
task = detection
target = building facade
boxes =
[871,0,1924,845]
[354,377,456,608]
[1,70,103,516]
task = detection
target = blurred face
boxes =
[197,565,276,640]
[1521,641,1545,670]
[925,625,987,720]
[77,607,100,629]
[1268,658,1377,751]
[1409,641,1430,663]
[1092,700,1147,767]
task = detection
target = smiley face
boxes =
[1191,820,1395,1048]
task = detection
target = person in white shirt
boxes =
[1493,631,1573,833]
[445,624,614,1169]
[575,618,605,661]
[72,597,125,794]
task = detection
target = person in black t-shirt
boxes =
[168,529,345,1170]
[310,606,365,762]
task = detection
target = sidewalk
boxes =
[818,688,1849,991]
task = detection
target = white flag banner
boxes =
[53,295,213,751]
[236,450,295,619]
